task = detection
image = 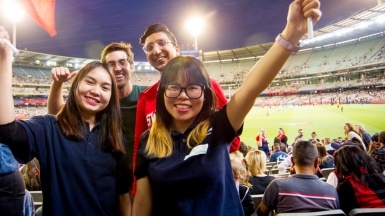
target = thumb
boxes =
[68,70,79,80]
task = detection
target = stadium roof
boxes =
[203,2,385,63]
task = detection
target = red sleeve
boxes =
[230,136,240,153]
[210,78,227,109]
[133,93,147,171]
[256,135,260,142]
[132,93,147,196]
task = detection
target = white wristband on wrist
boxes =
[275,34,301,53]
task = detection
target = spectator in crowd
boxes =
[133,2,322,214]
[335,145,385,214]
[293,128,304,144]
[331,137,366,152]
[0,39,131,216]
[370,131,385,170]
[0,143,26,216]
[47,42,148,202]
[343,122,366,151]
[237,139,249,158]
[315,143,334,169]
[309,131,320,143]
[230,151,255,216]
[277,127,288,146]
[355,124,372,150]
[245,150,275,195]
[270,140,288,162]
[278,154,293,174]
[323,137,334,155]
[22,158,41,191]
[368,133,380,154]
[257,141,339,215]
[256,128,270,157]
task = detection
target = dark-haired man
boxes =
[257,141,339,215]
[294,129,304,142]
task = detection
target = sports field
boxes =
[240,104,385,148]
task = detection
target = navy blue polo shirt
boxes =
[136,106,244,216]
[14,115,129,216]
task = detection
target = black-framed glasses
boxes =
[143,39,175,53]
[164,84,204,99]
[106,59,129,68]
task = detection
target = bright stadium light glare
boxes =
[186,16,205,50]
[3,0,25,47]
[186,16,204,36]
[3,0,25,23]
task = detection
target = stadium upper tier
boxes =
[10,3,385,94]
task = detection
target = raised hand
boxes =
[51,66,78,83]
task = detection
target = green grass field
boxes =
[240,104,385,148]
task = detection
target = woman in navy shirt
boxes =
[133,1,322,215]
[0,35,130,216]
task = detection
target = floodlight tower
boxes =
[3,0,25,47]
[186,16,204,51]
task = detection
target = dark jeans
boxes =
[0,170,25,216]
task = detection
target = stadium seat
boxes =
[252,194,263,208]
[273,173,290,179]
[348,208,385,216]
[251,194,263,216]
[270,168,280,175]
[266,162,277,166]
[321,168,335,179]
[276,209,346,215]
[30,190,43,209]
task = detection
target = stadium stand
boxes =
[10,3,385,118]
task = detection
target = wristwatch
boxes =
[275,34,301,53]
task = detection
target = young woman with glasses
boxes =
[133,0,321,215]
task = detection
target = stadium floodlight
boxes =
[186,16,204,51]
[3,0,25,47]
[3,0,25,23]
